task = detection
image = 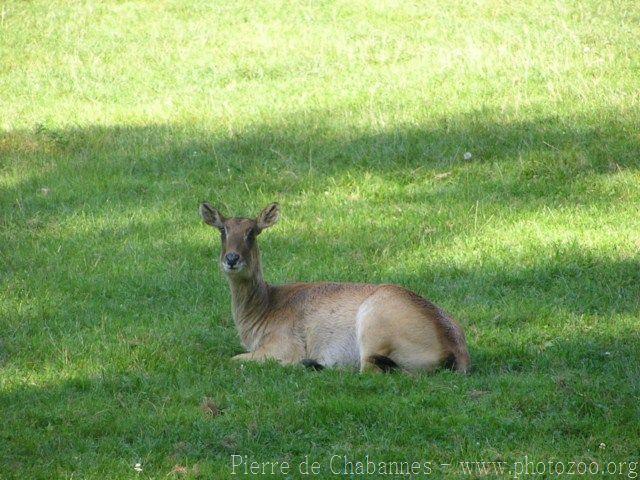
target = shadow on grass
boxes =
[1,326,639,477]
[1,110,639,478]
[2,211,638,376]
[1,108,638,216]
[1,108,638,374]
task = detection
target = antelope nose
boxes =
[225,252,240,266]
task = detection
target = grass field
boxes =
[1,0,640,478]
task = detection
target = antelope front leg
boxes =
[231,344,300,365]
[231,351,270,362]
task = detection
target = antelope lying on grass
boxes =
[199,203,470,373]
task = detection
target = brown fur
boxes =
[199,203,470,373]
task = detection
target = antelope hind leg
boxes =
[356,286,445,373]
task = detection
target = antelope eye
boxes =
[245,228,256,243]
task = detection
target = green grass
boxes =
[1,0,639,478]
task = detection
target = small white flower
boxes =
[463,152,473,161]
[604,351,611,356]
[599,442,606,449]
[134,462,143,472]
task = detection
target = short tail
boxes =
[439,312,471,374]
[455,349,471,373]
[443,349,470,373]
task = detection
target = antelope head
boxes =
[199,202,280,278]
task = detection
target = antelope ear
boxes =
[199,202,225,229]
[256,203,280,231]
